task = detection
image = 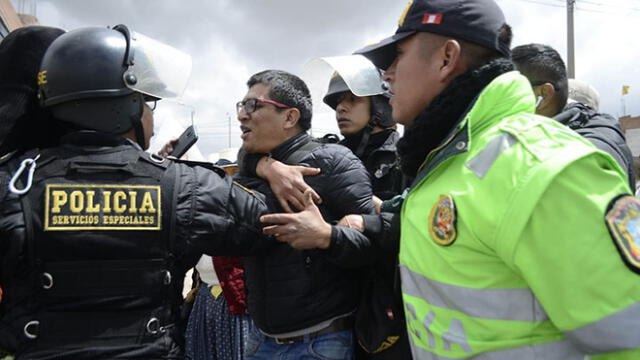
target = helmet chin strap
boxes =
[131,96,146,149]
[354,125,371,158]
[352,96,385,158]
[132,118,146,149]
[351,100,379,158]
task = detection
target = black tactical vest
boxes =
[2,143,185,357]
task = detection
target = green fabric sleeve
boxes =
[591,348,640,360]
[512,153,640,350]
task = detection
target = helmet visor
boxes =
[124,31,192,100]
[304,55,384,98]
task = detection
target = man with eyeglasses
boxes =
[234,69,376,359]
[512,43,635,189]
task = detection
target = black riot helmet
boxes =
[323,72,395,129]
[38,25,192,147]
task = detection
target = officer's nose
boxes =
[383,61,396,83]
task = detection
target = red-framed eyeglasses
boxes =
[236,97,292,115]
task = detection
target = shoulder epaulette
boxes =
[172,158,227,178]
[138,152,170,169]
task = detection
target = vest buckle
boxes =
[42,272,54,290]
[162,270,172,285]
[146,317,165,335]
[23,320,39,339]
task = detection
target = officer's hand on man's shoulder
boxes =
[256,156,322,213]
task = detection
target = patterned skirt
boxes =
[185,284,250,360]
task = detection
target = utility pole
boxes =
[567,0,576,78]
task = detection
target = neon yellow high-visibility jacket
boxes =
[399,71,640,359]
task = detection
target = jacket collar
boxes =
[463,70,536,139]
[397,58,517,177]
[269,131,310,162]
[341,128,399,159]
[410,71,536,188]
[60,131,133,148]
[372,129,399,154]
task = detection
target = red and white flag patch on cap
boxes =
[422,13,443,24]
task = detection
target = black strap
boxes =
[0,151,17,212]
[171,158,227,178]
[354,126,372,158]
[159,161,181,320]
[0,169,8,213]
[139,151,170,170]
[34,149,165,180]
[41,259,169,298]
[8,149,39,269]
[28,308,170,345]
[162,162,179,258]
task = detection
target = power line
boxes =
[509,0,566,8]
[508,0,640,12]
[575,5,640,14]
[575,0,640,13]
[579,0,638,6]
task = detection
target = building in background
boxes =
[0,0,21,38]
[0,0,37,39]
[621,116,640,156]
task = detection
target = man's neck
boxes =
[268,129,305,153]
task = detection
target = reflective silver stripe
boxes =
[466,132,517,179]
[400,265,548,322]
[409,337,585,360]
[566,301,640,353]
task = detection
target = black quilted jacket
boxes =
[237,132,377,335]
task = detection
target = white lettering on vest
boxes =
[405,302,472,353]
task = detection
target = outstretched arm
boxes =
[182,165,274,256]
[261,190,376,267]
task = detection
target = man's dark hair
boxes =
[246,70,312,131]
[511,43,569,109]
[461,23,513,70]
[421,23,513,71]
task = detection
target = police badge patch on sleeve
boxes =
[605,195,640,274]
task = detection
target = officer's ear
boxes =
[534,82,557,116]
[438,39,463,82]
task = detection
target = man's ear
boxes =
[283,108,301,130]
[539,82,556,100]
[535,83,558,115]
[439,39,463,82]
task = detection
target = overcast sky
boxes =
[12,0,640,158]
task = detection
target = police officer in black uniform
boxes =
[0,25,270,359]
[322,74,410,359]
[323,73,403,201]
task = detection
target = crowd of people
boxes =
[1,0,639,359]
